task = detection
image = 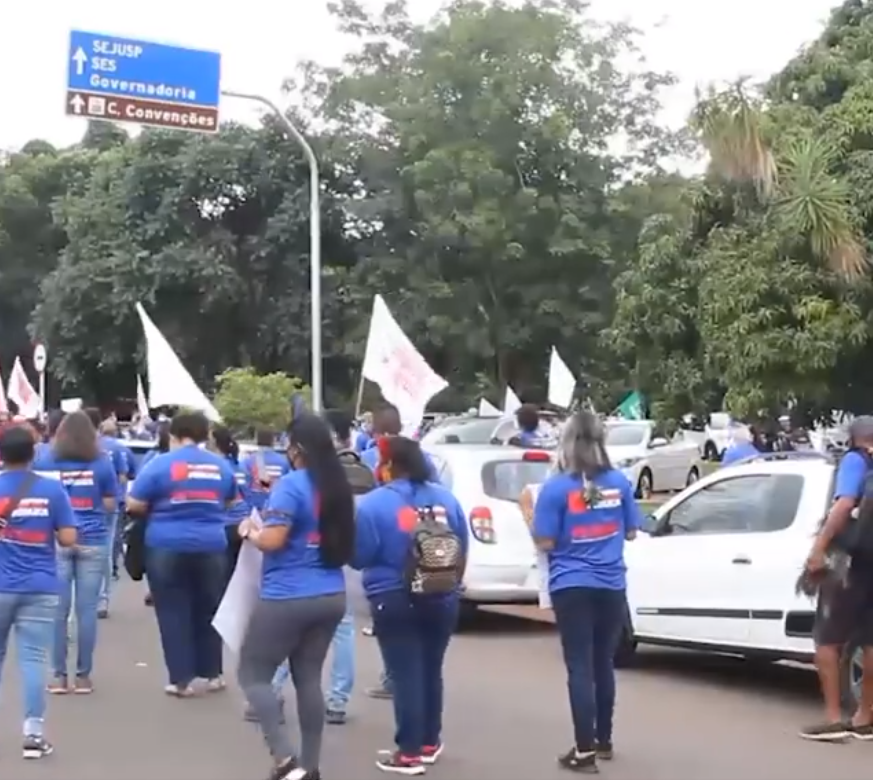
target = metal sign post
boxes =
[222,91,323,413]
[33,344,47,416]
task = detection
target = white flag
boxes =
[7,357,39,418]
[361,295,448,432]
[136,303,221,422]
[136,374,150,418]
[503,385,522,415]
[478,397,501,416]
[548,347,576,408]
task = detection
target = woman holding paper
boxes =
[236,414,355,780]
[532,412,642,773]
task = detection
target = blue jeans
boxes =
[54,545,105,677]
[327,608,354,711]
[370,591,458,755]
[146,548,226,687]
[551,587,626,750]
[98,512,118,609]
[0,592,58,736]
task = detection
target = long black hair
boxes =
[288,414,355,567]
[381,436,431,483]
[211,424,240,464]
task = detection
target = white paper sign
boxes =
[212,538,263,655]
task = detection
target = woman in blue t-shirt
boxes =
[33,411,118,695]
[0,424,78,759]
[352,436,469,774]
[237,414,354,780]
[533,411,643,772]
[127,412,237,697]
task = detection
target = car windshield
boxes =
[605,424,647,447]
[481,459,552,502]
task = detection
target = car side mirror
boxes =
[649,437,668,449]
[444,434,461,444]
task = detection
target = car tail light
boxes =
[522,450,551,462]
[469,506,497,544]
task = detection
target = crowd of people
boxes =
[0,401,870,777]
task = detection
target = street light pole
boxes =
[221,90,323,412]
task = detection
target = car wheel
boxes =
[703,441,718,461]
[635,469,653,500]
[840,638,863,712]
[686,466,699,486]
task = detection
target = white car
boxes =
[605,420,702,498]
[620,451,863,710]
[423,443,553,613]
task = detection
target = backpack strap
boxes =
[0,472,38,528]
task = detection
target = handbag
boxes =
[122,511,148,581]
[0,472,38,529]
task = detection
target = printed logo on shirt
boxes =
[570,521,620,542]
[63,469,97,510]
[567,488,622,513]
[170,462,222,482]
[306,530,321,548]
[34,470,62,481]
[0,497,51,546]
[396,504,446,532]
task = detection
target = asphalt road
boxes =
[0,580,870,779]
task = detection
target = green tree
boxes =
[213,367,309,435]
[294,0,684,400]
[30,121,358,404]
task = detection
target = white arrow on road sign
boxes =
[33,344,47,373]
[72,47,87,76]
[69,94,85,114]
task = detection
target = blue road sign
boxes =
[67,30,221,109]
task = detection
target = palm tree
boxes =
[690,81,867,279]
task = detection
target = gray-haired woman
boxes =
[530,411,643,772]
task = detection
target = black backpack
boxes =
[403,504,465,595]
[337,450,377,495]
[833,449,873,560]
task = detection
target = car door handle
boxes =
[732,555,752,565]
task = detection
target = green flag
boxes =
[615,391,645,420]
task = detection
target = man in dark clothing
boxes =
[800,416,873,741]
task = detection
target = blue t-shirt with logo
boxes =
[129,444,237,552]
[0,470,77,593]
[241,448,291,511]
[260,468,345,599]
[33,450,118,545]
[227,457,251,525]
[533,469,642,592]
[352,478,469,597]
[99,435,128,504]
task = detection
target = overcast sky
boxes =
[0,0,839,151]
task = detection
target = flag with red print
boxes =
[6,357,38,418]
